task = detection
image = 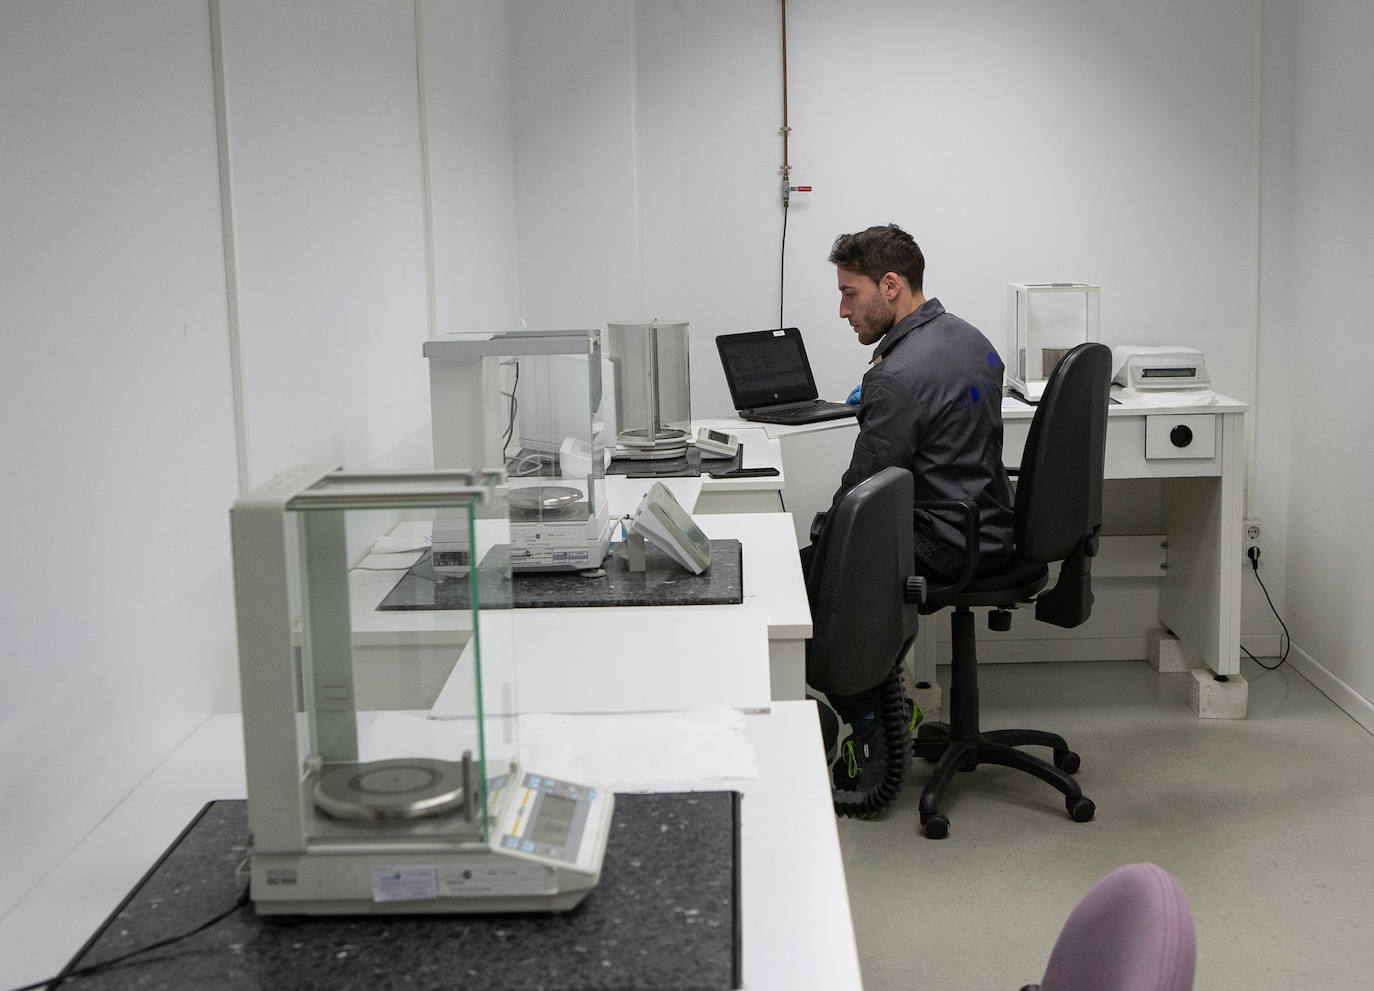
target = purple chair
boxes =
[1021,863,1196,991]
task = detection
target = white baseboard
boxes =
[1286,645,1374,737]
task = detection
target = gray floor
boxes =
[835,657,1374,990]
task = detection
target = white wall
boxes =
[0,0,239,919]
[1251,0,1295,662]
[0,0,523,925]
[419,0,523,335]
[1272,0,1374,727]
[586,0,1260,420]
[217,0,433,486]
[508,0,644,329]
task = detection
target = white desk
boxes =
[690,421,786,514]
[731,389,1250,693]
[348,510,813,708]
[1002,390,1249,681]
[428,608,773,717]
[0,704,860,991]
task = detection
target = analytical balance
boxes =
[1006,283,1101,402]
[423,330,612,573]
[230,465,613,914]
[606,319,692,459]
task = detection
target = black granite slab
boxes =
[505,444,743,481]
[606,442,744,479]
[377,540,743,611]
[55,793,741,991]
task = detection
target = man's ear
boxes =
[880,272,904,300]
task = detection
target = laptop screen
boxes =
[716,328,819,410]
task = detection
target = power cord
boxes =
[1242,545,1290,671]
[6,887,250,991]
[778,199,789,329]
[500,358,520,457]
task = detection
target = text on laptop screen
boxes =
[720,335,812,406]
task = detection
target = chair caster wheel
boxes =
[1066,796,1095,822]
[920,813,949,839]
[1054,750,1081,774]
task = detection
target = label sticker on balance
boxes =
[371,865,438,902]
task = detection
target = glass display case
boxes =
[423,330,611,573]
[1005,283,1100,402]
[606,319,692,458]
[230,466,612,914]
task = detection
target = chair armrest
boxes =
[911,498,979,604]
[809,509,828,546]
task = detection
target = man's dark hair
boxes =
[828,224,924,292]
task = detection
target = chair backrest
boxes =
[1013,341,1111,627]
[1015,341,1111,561]
[1033,862,1196,991]
[805,466,918,697]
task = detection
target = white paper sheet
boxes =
[516,707,759,790]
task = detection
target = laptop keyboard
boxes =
[743,400,856,425]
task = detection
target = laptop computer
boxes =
[716,327,859,426]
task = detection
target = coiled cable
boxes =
[832,666,913,819]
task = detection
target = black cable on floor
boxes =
[1244,550,1290,671]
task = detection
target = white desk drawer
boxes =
[1004,412,1223,478]
[1145,413,1216,460]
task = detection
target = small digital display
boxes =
[706,430,730,443]
[1141,366,1196,378]
[529,794,577,847]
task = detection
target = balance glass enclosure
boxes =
[230,466,521,904]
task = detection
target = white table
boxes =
[0,703,861,991]
[428,608,773,717]
[348,510,813,709]
[690,421,786,514]
[725,389,1250,697]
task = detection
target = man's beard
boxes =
[856,301,895,345]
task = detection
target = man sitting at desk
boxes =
[816,223,1015,793]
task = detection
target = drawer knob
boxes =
[1170,424,1194,448]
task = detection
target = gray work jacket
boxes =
[832,298,1015,578]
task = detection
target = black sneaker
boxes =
[831,699,921,793]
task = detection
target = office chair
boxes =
[1020,862,1196,991]
[804,466,924,818]
[912,341,1111,838]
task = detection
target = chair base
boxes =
[912,724,1095,839]
[910,605,1095,839]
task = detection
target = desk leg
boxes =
[1158,411,1246,716]
[769,640,806,701]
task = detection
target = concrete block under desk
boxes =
[1190,667,1248,719]
[1148,628,1192,673]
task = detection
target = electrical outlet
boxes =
[1243,519,1263,556]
